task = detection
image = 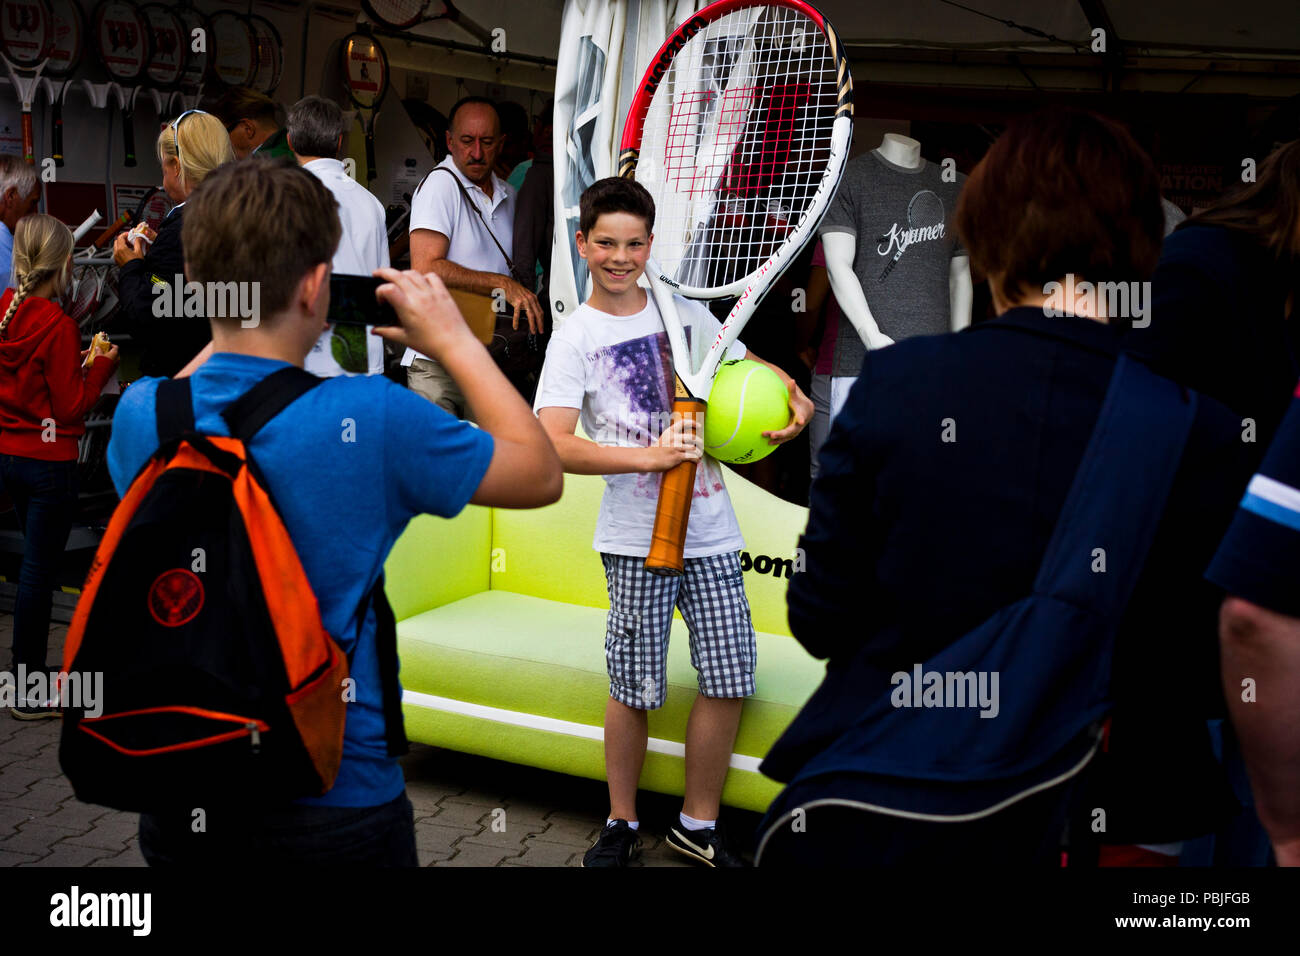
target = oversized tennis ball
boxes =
[704,359,791,464]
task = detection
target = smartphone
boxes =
[327,274,398,327]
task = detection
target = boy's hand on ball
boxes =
[645,416,703,471]
[763,381,813,444]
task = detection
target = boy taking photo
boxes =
[106,159,562,865]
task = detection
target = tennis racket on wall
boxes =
[360,0,437,29]
[209,9,256,88]
[360,0,492,43]
[175,4,209,99]
[247,13,282,95]
[45,0,81,166]
[618,0,852,574]
[341,32,389,184]
[140,3,184,103]
[0,0,52,164]
[92,0,150,167]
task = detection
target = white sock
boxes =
[679,811,715,832]
[608,818,640,830]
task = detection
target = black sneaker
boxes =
[666,821,745,867]
[10,701,61,720]
[582,820,642,867]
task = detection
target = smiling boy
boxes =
[534,177,812,866]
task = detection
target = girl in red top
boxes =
[0,214,118,717]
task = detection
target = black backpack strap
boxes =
[154,377,196,446]
[432,166,514,271]
[220,366,323,443]
[353,574,408,758]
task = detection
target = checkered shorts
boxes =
[600,551,757,710]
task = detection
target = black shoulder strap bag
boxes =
[423,166,547,378]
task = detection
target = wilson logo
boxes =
[739,549,805,578]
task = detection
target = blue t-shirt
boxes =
[107,353,495,807]
[0,221,13,289]
[1207,379,1300,617]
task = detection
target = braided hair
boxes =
[1,214,73,340]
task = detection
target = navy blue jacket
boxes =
[768,308,1253,841]
[1125,223,1299,445]
[115,205,211,378]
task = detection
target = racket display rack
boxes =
[68,241,127,525]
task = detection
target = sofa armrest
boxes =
[385,506,492,621]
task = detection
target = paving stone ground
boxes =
[0,615,761,867]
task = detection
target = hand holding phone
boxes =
[326,274,400,327]
[369,268,477,361]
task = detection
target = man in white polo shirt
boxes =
[287,95,390,376]
[406,96,542,417]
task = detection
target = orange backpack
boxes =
[59,367,406,811]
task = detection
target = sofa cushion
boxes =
[489,468,808,636]
[397,590,825,804]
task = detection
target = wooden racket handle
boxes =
[645,396,707,576]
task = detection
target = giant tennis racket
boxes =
[619,0,852,574]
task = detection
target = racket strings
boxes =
[640,6,838,293]
[367,0,427,23]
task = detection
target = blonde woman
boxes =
[113,109,234,377]
[0,215,118,718]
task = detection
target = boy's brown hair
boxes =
[579,177,655,235]
[955,108,1163,304]
[182,159,341,321]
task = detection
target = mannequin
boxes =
[809,133,973,480]
[822,134,973,351]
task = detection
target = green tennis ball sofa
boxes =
[383,466,824,813]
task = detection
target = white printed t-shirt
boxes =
[533,291,747,558]
[302,158,390,377]
[403,154,516,365]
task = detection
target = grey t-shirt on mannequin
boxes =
[818,149,966,377]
